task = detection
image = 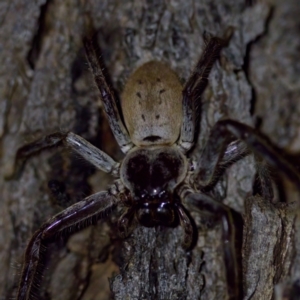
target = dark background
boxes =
[0,0,300,299]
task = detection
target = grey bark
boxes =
[0,0,299,299]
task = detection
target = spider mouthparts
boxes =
[136,202,177,227]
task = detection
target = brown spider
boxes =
[15,33,300,300]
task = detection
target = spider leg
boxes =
[117,207,137,238]
[176,203,195,249]
[83,37,133,153]
[253,155,275,201]
[179,186,241,300]
[178,36,228,152]
[13,131,119,178]
[17,191,119,300]
[220,140,250,168]
[194,119,300,190]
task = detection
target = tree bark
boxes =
[0,0,299,299]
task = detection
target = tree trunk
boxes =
[0,0,299,299]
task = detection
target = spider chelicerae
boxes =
[14,32,300,300]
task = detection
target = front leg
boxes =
[17,191,119,300]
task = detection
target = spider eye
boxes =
[135,189,148,199]
[158,190,167,199]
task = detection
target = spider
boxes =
[15,33,300,300]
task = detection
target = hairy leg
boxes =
[83,37,133,153]
[17,191,119,300]
[194,119,300,190]
[14,131,119,178]
[176,204,195,249]
[254,156,275,201]
[179,186,241,300]
[220,140,250,168]
[178,35,229,152]
[117,207,137,238]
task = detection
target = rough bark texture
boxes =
[0,0,299,299]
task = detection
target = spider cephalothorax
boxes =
[14,32,300,300]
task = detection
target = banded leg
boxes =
[14,131,119,178]
[179,187,241,300]
[17,191,119,300]
[194,119,300,190]
[178,36,228,152]
[83,37,133,153]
